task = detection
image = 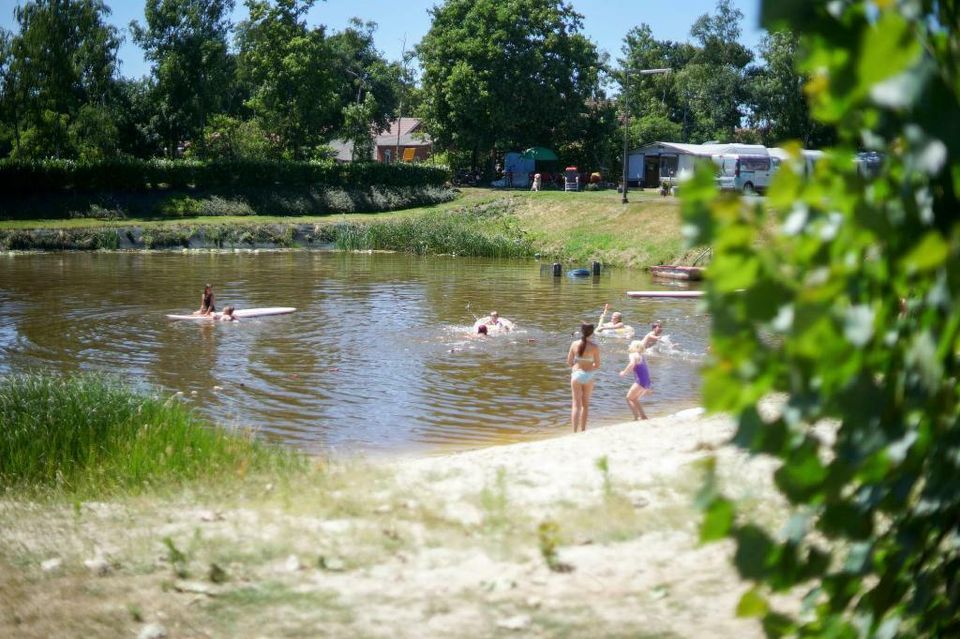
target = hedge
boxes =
[0,158,450,195]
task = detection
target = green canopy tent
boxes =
[521,146,558,161]
[521,146,560,174]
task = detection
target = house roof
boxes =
[631,141,769,157]
[375,117,432,148]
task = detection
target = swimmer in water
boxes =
[474,310,515,333]
[596,303,625,333]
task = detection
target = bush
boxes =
[0,158,450,195]
[689,2,960,637]
[0,373,298,494]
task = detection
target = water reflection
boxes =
[0,251,709,455]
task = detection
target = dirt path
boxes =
[1,410,781,638]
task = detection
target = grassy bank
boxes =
[0,373,300,496]
[0,410,779,638]
[0,187,696,268]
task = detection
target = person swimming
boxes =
[474,310,515,333]
[596,303,625,332]
[566,322,600,432]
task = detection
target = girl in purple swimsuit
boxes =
[619,340,652,420]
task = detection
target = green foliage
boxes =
[0,373,300,495]
[688,1,960,636]
[619,0,753,144]
[746,31,835,148]
[131,0,236,157]
[236,0,338,159]
[4,0,122,160]
[416,0,602,164]
[0,158,449,195]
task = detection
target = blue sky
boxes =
[0,0,765,79]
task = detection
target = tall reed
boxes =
[0,373,300,495]
[333,203,534,258]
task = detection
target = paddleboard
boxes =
[626,291,704,299]
[166,307,296,320]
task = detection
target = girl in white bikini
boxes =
[566,322,600,432]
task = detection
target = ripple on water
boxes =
[0,251,710,455]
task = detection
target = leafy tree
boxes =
[679,0,753,142]
[6,0,122,159]
[618,0,753,145]
[746,31,834,148]
[417,0,603,169]
[131,0,236,157]
[687,0,960,637]
[192,113,279,159]
[0,29,16,156]
[328,17,401,153]
[235,0,338,159]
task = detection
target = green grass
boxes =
[330,197,534,258]
[0,373,301,495]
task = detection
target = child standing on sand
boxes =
[619,340,652,420]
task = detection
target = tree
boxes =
[617,0,753,145]
[680,0,753,142]
[327,17,401,154]
[131,0,236,157]
[417,0,603,169]
[687,0,960,636]
[235,0,338,159]
[6,0,122,159]
[747,31,834,148]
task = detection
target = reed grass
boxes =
[332,200,534,258]
[0,373,301,495]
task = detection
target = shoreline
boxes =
[0,405,780,638]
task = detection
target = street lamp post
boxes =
[621,68,671,204]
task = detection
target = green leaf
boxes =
[734,525,775,580]
[700,497,735,543]
[900,232,949,273]
[736,587,769,618]
[857,13,922,95]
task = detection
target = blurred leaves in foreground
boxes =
[685,1,960,637]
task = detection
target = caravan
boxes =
[712,146,777,194]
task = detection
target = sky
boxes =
[0,0,766,80]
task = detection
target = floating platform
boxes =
[649,265,705,281]
[626,290,704,299]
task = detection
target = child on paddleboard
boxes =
[619,340,652,420]
[195,284,216,316]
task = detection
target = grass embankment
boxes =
[0,391,780,638]
[0,373,300,497]
[0,187,694,267]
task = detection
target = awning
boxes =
[521,146,559,161]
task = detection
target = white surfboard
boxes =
[166,307,296,320]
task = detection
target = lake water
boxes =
[0,251,709,456]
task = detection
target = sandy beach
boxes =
[1,408,783,638]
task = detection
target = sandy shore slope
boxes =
[1,409,784,638]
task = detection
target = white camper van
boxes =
[713,149,776,194]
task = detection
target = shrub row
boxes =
[0,158,450,195]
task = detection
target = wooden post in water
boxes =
[553,262,562,277]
